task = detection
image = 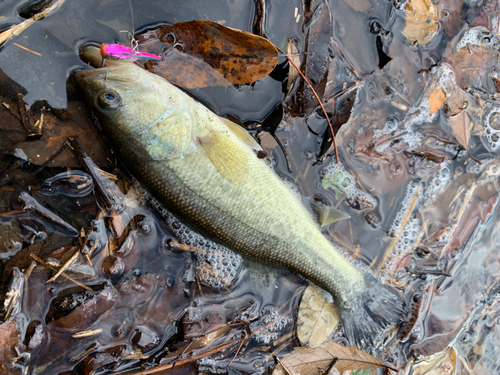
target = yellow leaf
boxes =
[296,285,340,349]
[402,0,439,45]
[411,347,457,375]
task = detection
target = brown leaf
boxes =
[0,318,21,375]
[449,110,472,150]
[447,85,482,163]
[136,20,278,89]
[296,285,340,349]
[10,101,111,168]
[279,341,391,374]
[402,0,439,45]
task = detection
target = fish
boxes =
[75,48,407,348]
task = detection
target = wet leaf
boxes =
[279,341,390,374]
[0,318,21,375]
[297,285,340,349]
[411,347,456,375]
[402,0,439,45]
[428,87,447,115]
[136,20,279,89]
[286,38,300,94]
[446,85,482,161]
[449,110,472,150]
[8,101,111,168]
[342,0,372,13]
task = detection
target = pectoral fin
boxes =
[198,131,250,185]
[220,117,262,152]
[307,199,350,227]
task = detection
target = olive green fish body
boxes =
[75,57,407,348]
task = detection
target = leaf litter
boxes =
[1,0,500,374]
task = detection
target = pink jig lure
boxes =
[100,43,161,62]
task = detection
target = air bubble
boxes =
[132,180,242,289]
[323,161,376,208]
[457,28,498,50]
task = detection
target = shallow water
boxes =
[1,0,500,374]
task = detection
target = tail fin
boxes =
[338,274,408,350]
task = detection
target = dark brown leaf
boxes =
[136,20,278,88]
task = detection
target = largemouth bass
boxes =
[75,51,407,347]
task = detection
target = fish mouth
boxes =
[75,44,141,88]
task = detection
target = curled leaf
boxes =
[411,347,456,375]
[286,38,300,94]
[136,20,279,89]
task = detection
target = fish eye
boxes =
[97,90,121,111]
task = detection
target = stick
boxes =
[47,250,80,283]
[373,185,421,273]
[0,0,66,46]
[283,50,340,166]
[30,253,92,291]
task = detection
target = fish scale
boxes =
[75,51,407,348]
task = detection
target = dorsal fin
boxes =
[220,117,262,152]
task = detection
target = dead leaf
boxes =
[428,87,447,115]
[286,38,300,94]
[446,85,482,162]
[297,285,340,349]
[136,20,279,89]
[342,0,372,13]
[449,111,475,153]
[0,318,21,375]
[279,341,391,374]
[411,347,456,375]
[402,0,439,45]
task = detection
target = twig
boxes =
[72,329,103,338]
[458,353,474,375]
[125,340,239,375]
[373,185,421,273]
[30,253,92,291]
[227,332,247,366]
[24,261,37,281]
[33,141,70,175]
[439,182,477,261]
[80,223,96,267]
[278,47,340,166]
[2,101,22,121]
[273,354,293,375]
[389,220,429,262]
[47,250,80,283]
[0,0,66,46]
[4,289,20,320]
[13,43,42,56]
[70,343,97,362]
